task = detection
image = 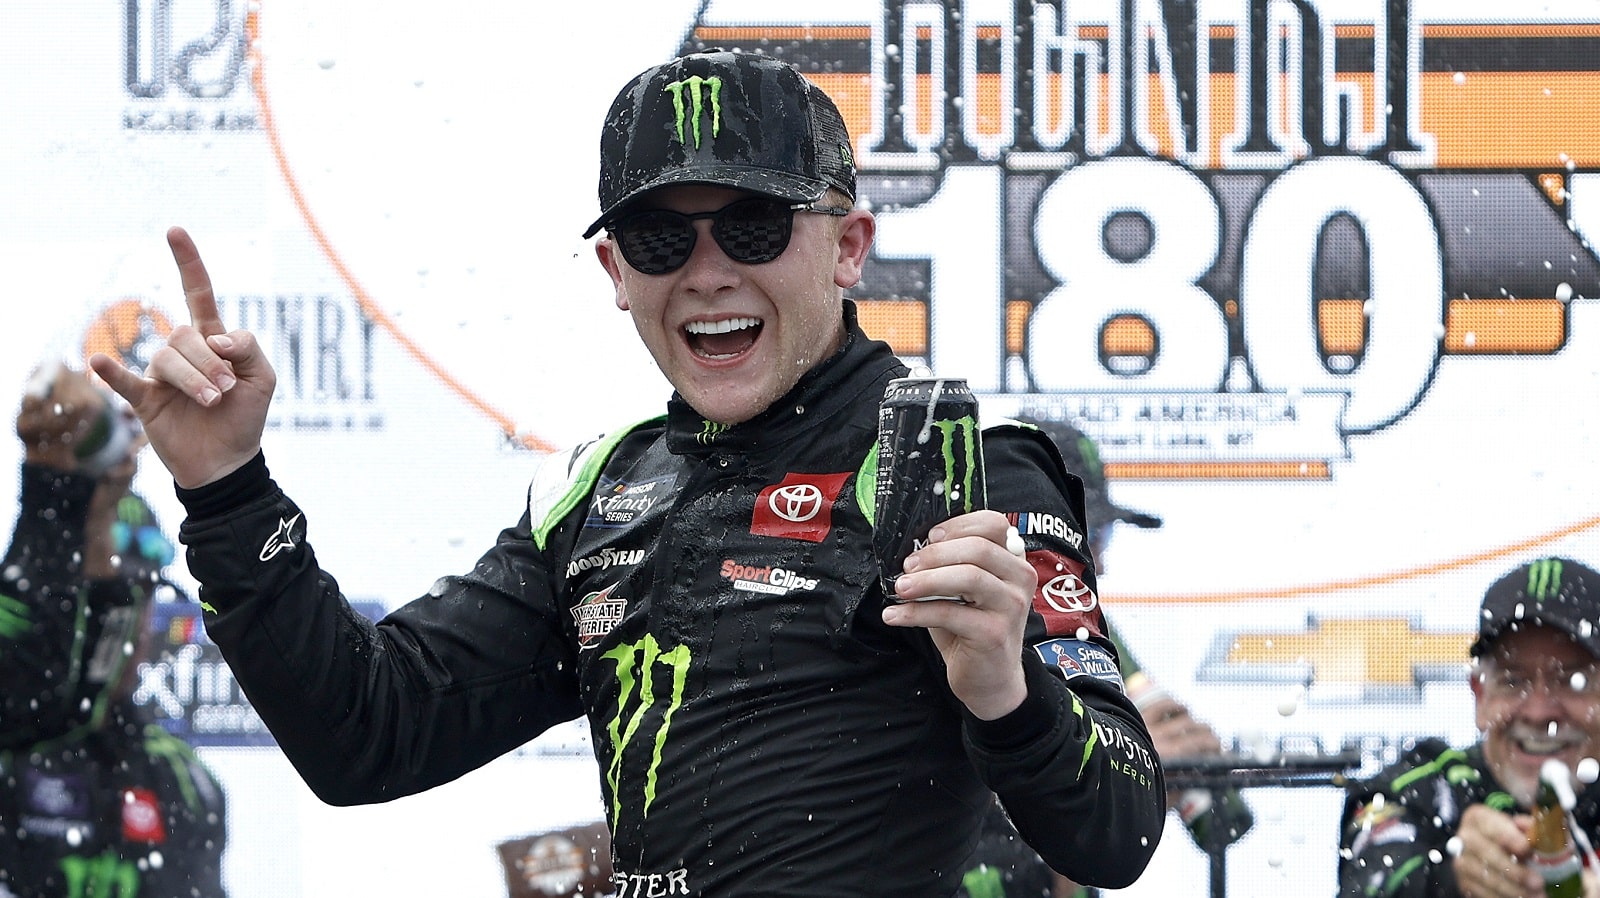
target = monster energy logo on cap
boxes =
[1473,555,1600,659]
[1527,558,1565,603]
[584,50,857,239]
[666,76,721,149]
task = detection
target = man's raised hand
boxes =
[89,227,276,489]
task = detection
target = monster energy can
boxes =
[873,377,987,601]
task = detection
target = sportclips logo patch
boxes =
[682,2,1600,478]
[750,472,851,543]
[1024,552,1103,637]
[720,559,820,596]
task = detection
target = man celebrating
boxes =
[1,365,228,898]
[91,50,1165,895]
[1340,557,1600,897]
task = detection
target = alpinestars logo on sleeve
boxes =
[259,513,303,562]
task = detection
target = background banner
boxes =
[2,1,1597,895]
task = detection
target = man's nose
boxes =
[679,221,740,287]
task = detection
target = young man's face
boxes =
[598,184,872,426]
[1472,626,1600,806]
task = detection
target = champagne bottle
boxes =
[1531,759,1584,898]
[1179,786,1255,849]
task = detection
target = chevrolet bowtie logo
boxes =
[1198,617,1475,703]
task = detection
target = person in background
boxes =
[1339,556,1600,898]
[0,363,228,898]
[89,49,1165,895]
[960,416,1250,898]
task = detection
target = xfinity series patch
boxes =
[1035,638,1124,690]
[587,474,676,529]
[22,769,92,837]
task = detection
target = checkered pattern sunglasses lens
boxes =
[615,199,844,275]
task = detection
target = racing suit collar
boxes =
[664,300,905,457]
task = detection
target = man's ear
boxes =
[833,210,875,289]
[595,237,630,311]
[1469,663,1488,731]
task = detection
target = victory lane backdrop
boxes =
[1,1,1598,896]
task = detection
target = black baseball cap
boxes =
[582,50,857,239]
[1017,416,1162,531]
[1471,556,1600,660]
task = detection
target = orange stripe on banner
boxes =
[1446,299,1567,353]
[1108,513,1600,604]
[247,10,554,452]
[1423,23,1600,39]
[1108,461,1331,481]
[855,300,1033,356]
[693,26,872,42]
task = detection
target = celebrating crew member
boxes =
[1339,557,1600,898]
[1,363,228,898]
[91,49,1165,895]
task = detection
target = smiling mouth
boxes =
[685,317,763,360]
[1515,736,1577,756]
[1508,725,1582,757]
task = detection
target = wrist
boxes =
[964,671,1030,722]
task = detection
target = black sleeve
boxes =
[0,463,97,749]
[962,425,1167,888]
[179,453,584,805]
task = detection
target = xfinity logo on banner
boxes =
[685,0,1600,478]
[122,0,258,132]
[138,601,389,746]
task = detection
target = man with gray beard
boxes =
[1339,557,1600,898]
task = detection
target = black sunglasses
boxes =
[612,197,850,275]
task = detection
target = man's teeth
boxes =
[1517,736,1572,755]
[686,317,761,335]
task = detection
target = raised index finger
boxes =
[167,226,225,337]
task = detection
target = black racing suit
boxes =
[958,619,1255,898]
[0,463,228,898]
[1338,738,1600,897]
[177,304,1166,897]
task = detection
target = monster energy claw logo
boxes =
[665,76,721,149]
[60,852,141,898]
[1528,558,1565,602]
[933,416,982,514]
[696,419,730,445]
[601,635,691,827]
